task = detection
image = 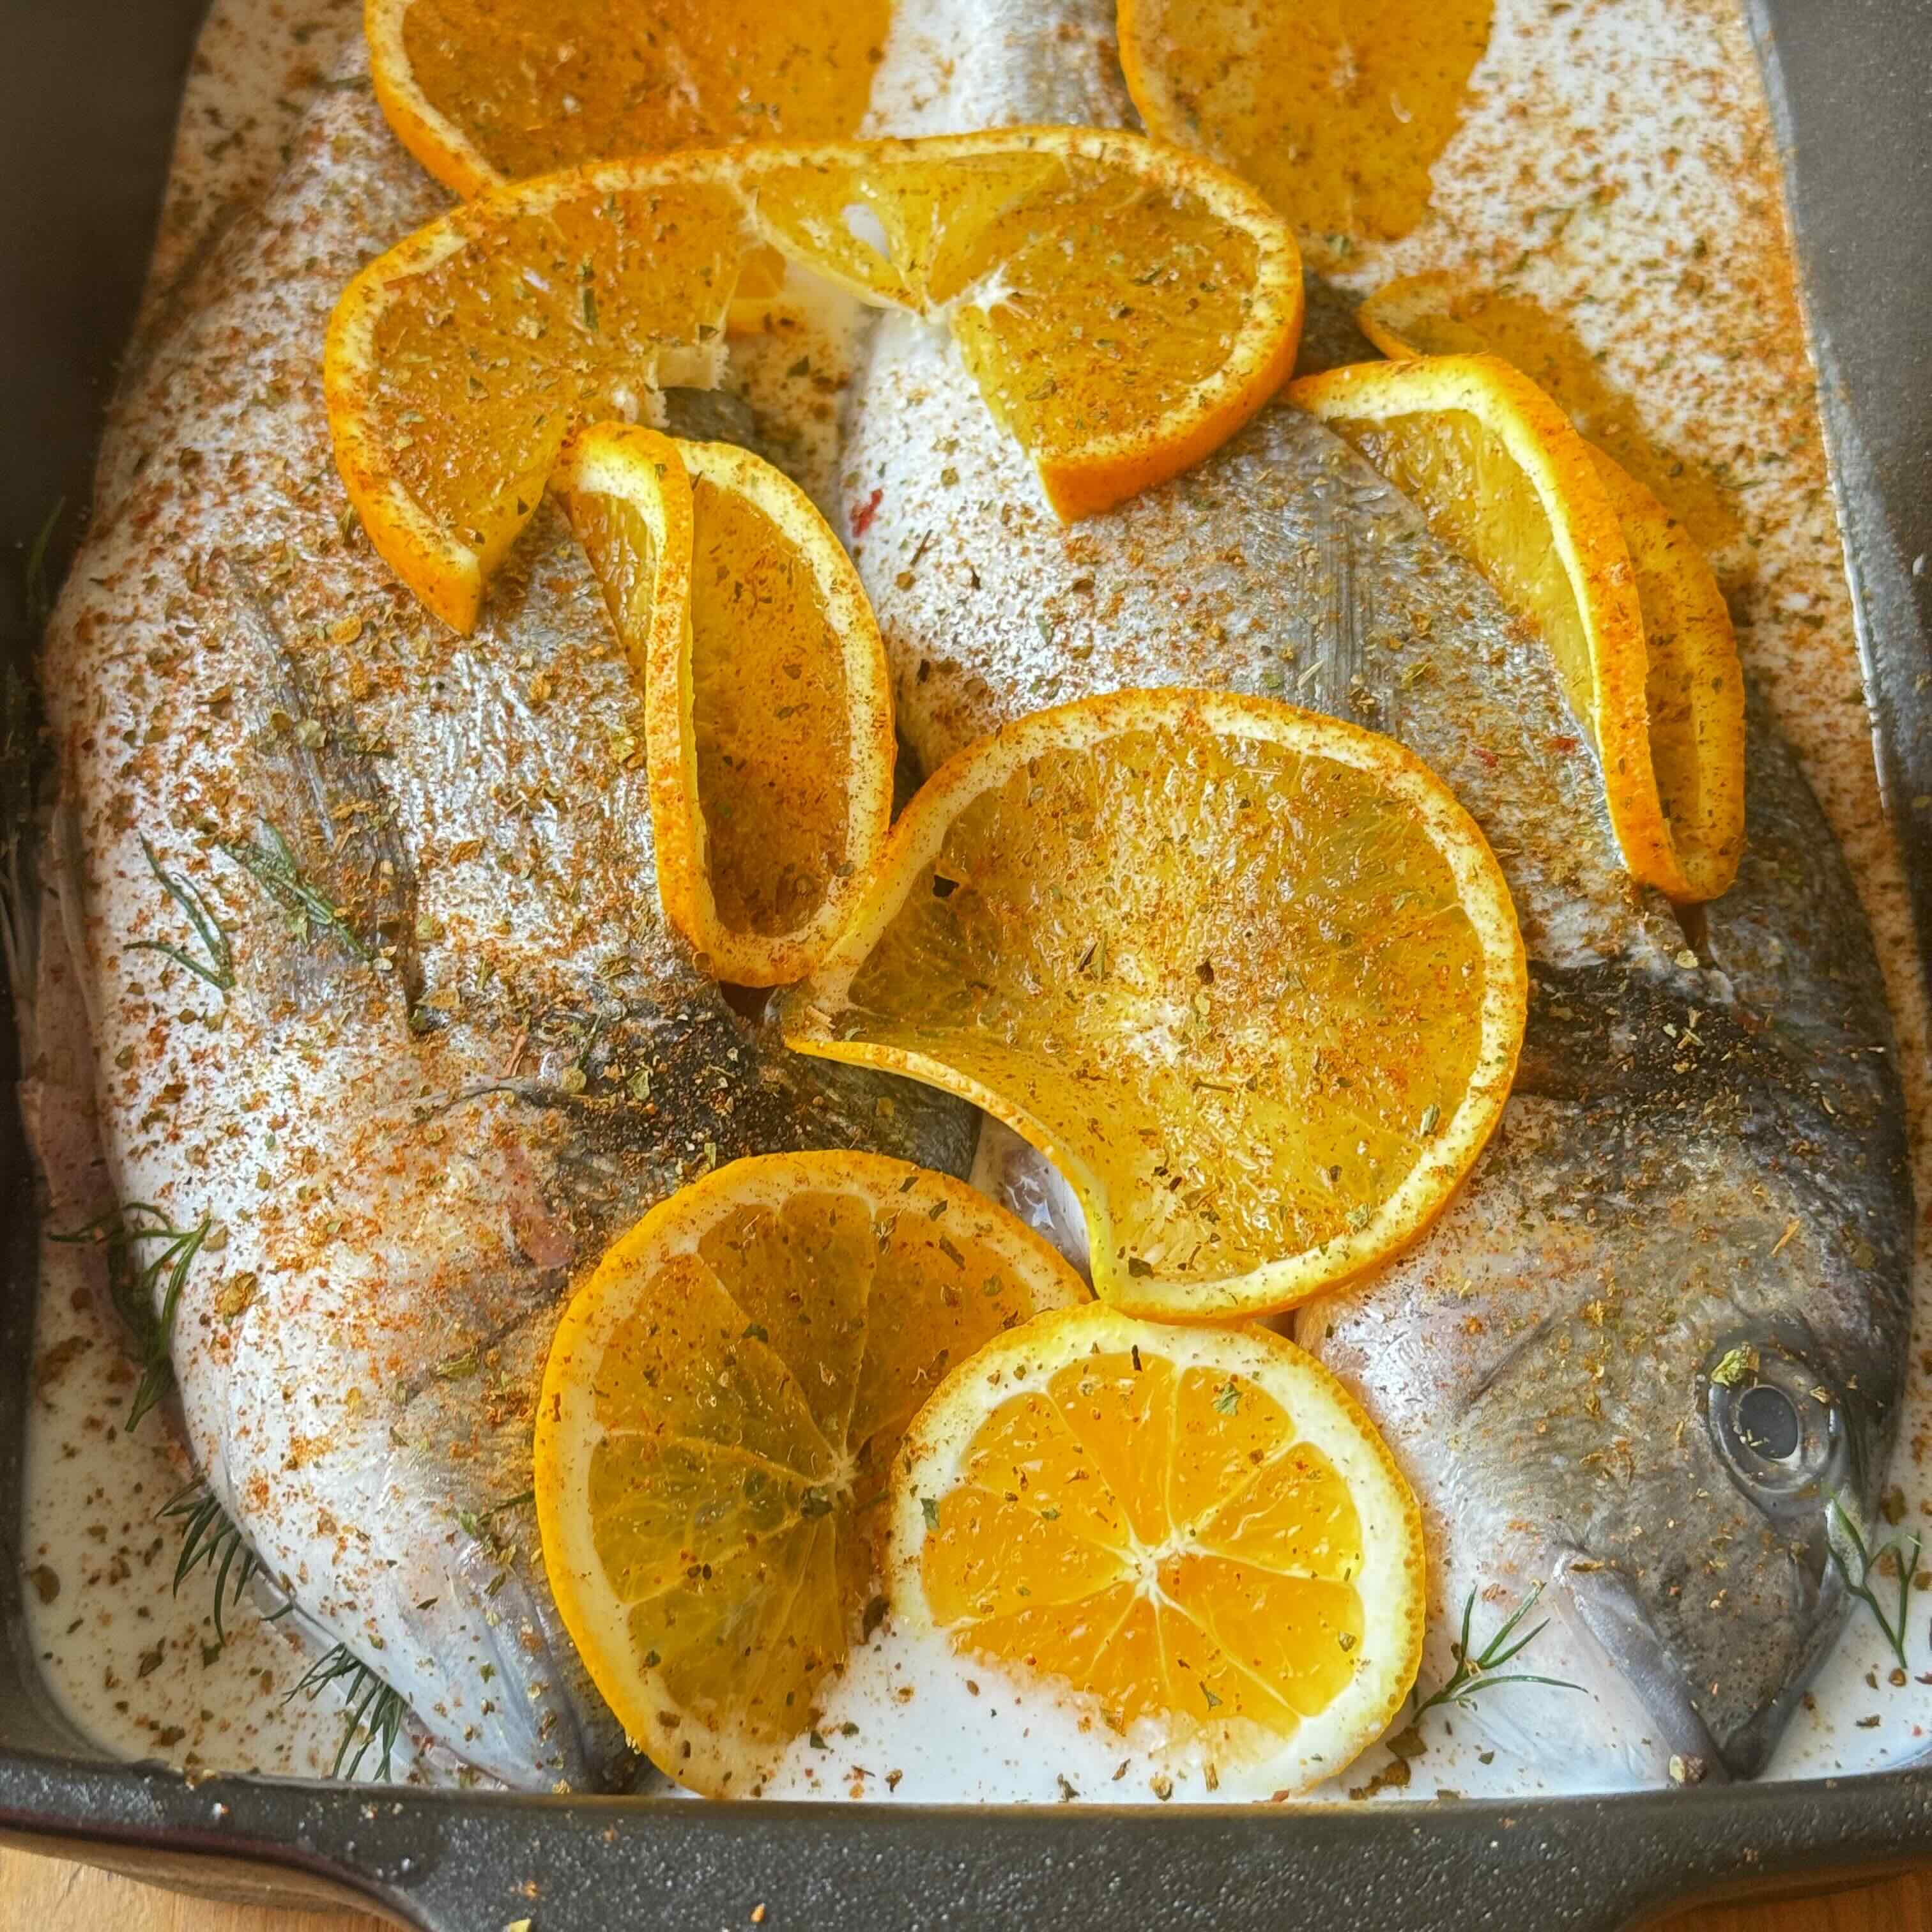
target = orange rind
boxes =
[556,424,894,985]
[1291,351,1742,900]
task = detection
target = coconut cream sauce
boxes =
[20,0,1932,1799]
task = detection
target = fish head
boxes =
[1423,1032,1899,1781]
[1309,971,1905,1786]
[1522,1307,1869,1782]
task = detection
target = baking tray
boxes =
[3,2,1929,1926]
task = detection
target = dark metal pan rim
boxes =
[9,1751,1932,1932]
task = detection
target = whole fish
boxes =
[41,47,972,1791]
[846,0,1911,1781]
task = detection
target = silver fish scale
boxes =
[852,0,1912,1783]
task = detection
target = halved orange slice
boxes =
[1289,353,1742,901]
[555,424,893,985]
[891,1302,1425,1796]
[1118,0,1494,256]
[1355,270,1743,557]
[324,131,1302,632]
[533,1151,1087,1797]
[1352,297,1746,900]
[781,689,1526,1321]
[367,0,891,200]
[1583,451,1745,903]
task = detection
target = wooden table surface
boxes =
[4,1841,1931,1931]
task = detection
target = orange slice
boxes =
[1356,270,1743,557]
[323,131,1303,632]
[1290,353,1742,901]
[782,689,1526,1321]
[555,424,893,985]
[533,1151,1087,1797]
[1353,296,1745,900]
[367,0,891,201]
[891,1302,1425,1795]
[1118,0,1493,257]
[1581,451,1745,902]
[1287,356,1643,829]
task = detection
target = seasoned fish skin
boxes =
[43,54,972,1791]
[1312,709,1908,1777]
[851,0,1912,1781]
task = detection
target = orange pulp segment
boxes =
[891,1303,1425,1794]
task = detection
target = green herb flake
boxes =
[52,1205,210,1430]
[218,824,375,966]
[1709,1344,1756,1388]
[285,1643,408,1781]
[126,838,234,994]
[161,1476,272,1644]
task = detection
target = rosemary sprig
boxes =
[160,1476,268,1644]
[1827,1492,1921,1672]
[51,1204,210,1430]
[23,496,65,631]
[125,836,234,993]
[218,824,374,964]
[1413,1581,1581,1719]
[285,1643,409,1781]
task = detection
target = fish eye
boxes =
[1703,1335,1848,1514]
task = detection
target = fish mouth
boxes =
[1562,1559,1736,1782]
[1713,1701,1798,1782]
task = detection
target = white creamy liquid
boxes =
[19,0,1932,1802]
